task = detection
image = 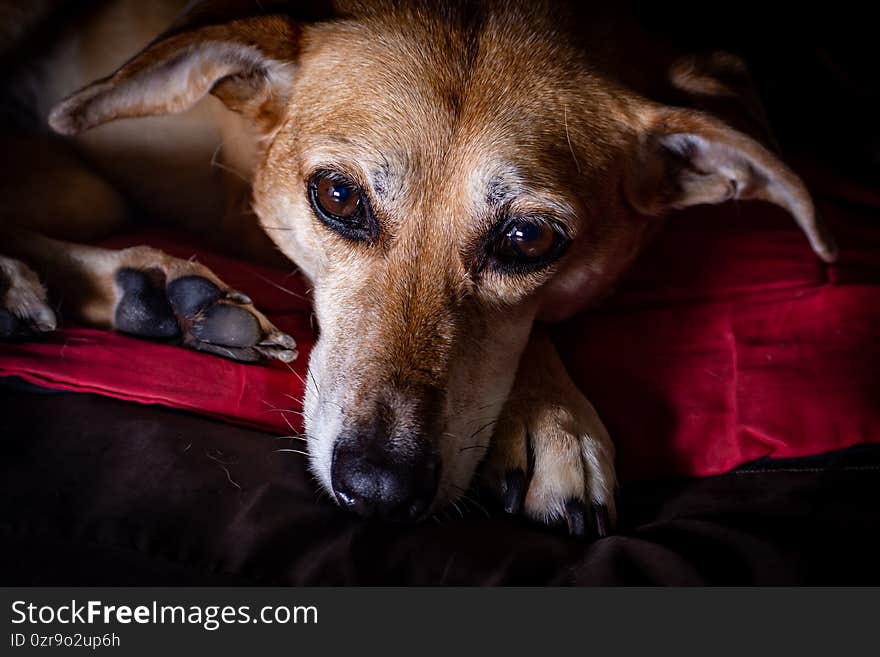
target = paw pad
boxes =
[115,268,179,338]
[114,268,295,363]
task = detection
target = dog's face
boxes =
[50,0,837,521]
[251,10,649,519]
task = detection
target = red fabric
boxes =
[557,197,880,480]
[1,195,878,482]
[0,239,315,437]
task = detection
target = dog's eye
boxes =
[308,171,376,242]
[315,176,360,218]
[490,218,568,273]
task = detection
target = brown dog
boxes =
[0,0,837,534]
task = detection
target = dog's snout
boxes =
[331,435,439,522]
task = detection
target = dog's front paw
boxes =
[485,389,617,537]
[0,256,57,339]
[113,247,297,363]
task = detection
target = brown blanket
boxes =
[2,383,879,585]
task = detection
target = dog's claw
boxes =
[482,355,617,537]
[226,290,252,305]
[503,469,526,514]
[592,503,611,538]
[0,306,57,339]
[261,331,297,350]
[254,342,298,362]
[564,499,587,537]
[255,330,298,362]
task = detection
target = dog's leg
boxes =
[0,254,57,339]
[484,325,617,537]
[0,229,297,363]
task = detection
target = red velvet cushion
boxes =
[557,198,880,480]
[2,194,877,482]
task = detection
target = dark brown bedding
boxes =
[3,381,879,585]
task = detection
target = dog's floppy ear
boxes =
[48,1,330,137]
[624,106,838,263]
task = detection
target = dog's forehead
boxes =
[289,11,612,224]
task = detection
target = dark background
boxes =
[635,2,879,184]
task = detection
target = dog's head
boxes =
[51,0,837,521]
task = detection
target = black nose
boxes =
[331,435,439,522]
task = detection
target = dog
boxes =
[0,0,837,535]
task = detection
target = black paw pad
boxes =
[115,268,179,339]
[166,275,221,317]
[190,303,261,347]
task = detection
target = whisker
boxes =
[472,501,491,518]
[261,400,298,433]
[209,142,251,184]
[286,366,309,388]
[469,418,499,440]
[275,434,308,443]
[260,407,300,415]
[452,489,491,519]
[243,268,310,301]
[285,360,321,397]
[462,495,491,518]
[563,103,582,175]
[280,392,307,408]
[458,444,490,453]
[273,448,310,457]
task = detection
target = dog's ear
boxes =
[624,106,838,263]
[48,2,330,137]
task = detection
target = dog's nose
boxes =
[331,437,439,522]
